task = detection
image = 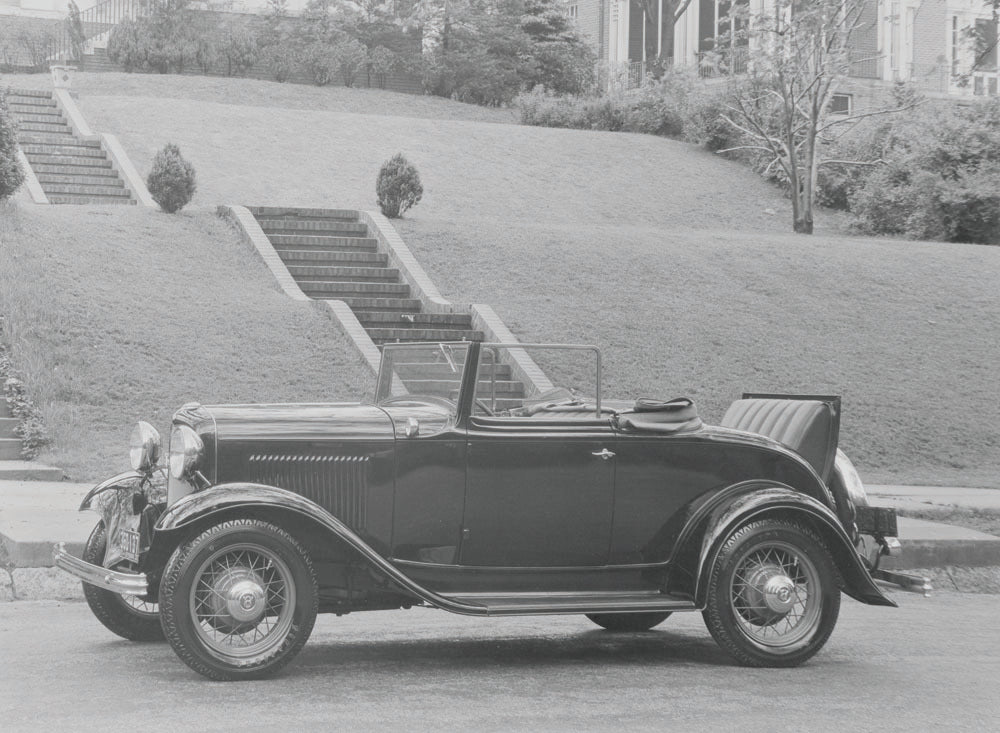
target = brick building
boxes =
[565,0,999,98]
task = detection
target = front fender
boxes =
[689,483,895,608]
[150,484,494,617]
[79,470,145,512]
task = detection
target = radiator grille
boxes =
[247,454,369,529]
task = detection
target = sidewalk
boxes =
[2,479,999,599]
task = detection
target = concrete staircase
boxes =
[249,207,527,408]
[0,400,62,481]
[7,89,134,205]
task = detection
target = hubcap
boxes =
[730,542,822,650]
[190,544,296,659]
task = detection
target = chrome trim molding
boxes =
[53,542,148,595]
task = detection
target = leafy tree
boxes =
[714,0,916,234]
[107,18,150,72]
[0,90,25,202]
[66,1,87,65]
[220,24,259,77]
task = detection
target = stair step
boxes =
[441,591,695,615]
[0,418,18,439]
[10,111,67,124]
[368,328,484,343]
[47,194,136,205]
[355,312,474,328]
[249,206,358,220]
[18,121,71,133]
[27,156,114,170]
[270,235,377,250]
[301,281,411,297]
[287,265,399,282]
[277,250,388,266]
[8,89,54,100]
[407,379,525,394]
[21,136,102,149]
[257,219,369,235]
[22,144,107,158]
[37,172,125,186]
[42,183,130,196]
[0,439,22,460]
[0,461,63,481]
[336,296,423,311]
[393,362,513,379]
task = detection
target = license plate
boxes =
[119,529,140,563]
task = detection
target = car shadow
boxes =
[291,629,733,676]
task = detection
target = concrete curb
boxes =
[15,148,48,204]
[101,133,156,208]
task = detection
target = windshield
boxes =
[375,343,472,405]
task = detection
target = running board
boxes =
[437,591,697,616]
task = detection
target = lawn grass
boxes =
[2,75,998,489]
[0,201,372,481]
[0,71,518,125]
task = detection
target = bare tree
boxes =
[714,0,917,234]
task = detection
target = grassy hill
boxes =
[0,203,371,481]
[2,73,998,487]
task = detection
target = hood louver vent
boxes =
[248,454,369,530]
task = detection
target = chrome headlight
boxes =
[129,421,161,472]
[169,425,204,480]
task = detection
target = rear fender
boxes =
[675,482,895,608]
[147,483,494,616]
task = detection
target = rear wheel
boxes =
[586,612,671,632]
[702,519,840,667]
[159,518,318,681]
[82,521,163,641]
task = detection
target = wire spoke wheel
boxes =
[703,519,840,667]
[189,544,296,660]
[729,542,821,649]
[160,519,317,680]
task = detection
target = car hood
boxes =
[195,402,396,442]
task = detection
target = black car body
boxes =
[55,342,926,679]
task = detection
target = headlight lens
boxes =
[129,421,161,472]
[169,425,204,480]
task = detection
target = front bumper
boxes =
[52,542,148,595]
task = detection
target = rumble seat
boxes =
[720,396,840,482]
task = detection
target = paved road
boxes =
[1,592,998,732]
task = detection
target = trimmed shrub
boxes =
[300,40,338,85]
[0,90,24,202]
[147,143,197,213]
[376,153,423,219]
[107,18,149,72]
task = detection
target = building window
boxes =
[567,3,579,23]
[830,93,852,115]
[952,16,960,76]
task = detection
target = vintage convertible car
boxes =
[54,342,927,680]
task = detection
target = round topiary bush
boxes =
[0,90,25,202]
[376,153,423,219]
[147,143,196,213]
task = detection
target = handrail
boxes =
[55,0,153,63]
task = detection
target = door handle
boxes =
[591,448,615,460]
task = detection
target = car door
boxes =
[459,418,615,567]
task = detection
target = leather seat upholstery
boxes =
[721,397,839,482]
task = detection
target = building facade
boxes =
[566,0,999,98]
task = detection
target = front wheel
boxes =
[159,518,318,681]
[82,521,163,641]
[702,519,840,667]
[586,612,671,632]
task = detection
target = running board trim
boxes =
[439,591,697,616]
